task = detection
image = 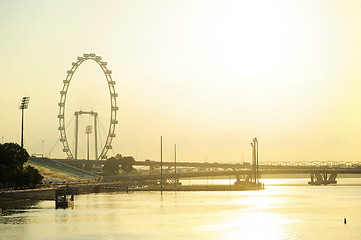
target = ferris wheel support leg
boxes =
[75,113,79,160]
[94,114,98,160]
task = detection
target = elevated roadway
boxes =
[53,158,361,171]
[109,168,361,181]
[56,159,251,168]
[41,157,361,184]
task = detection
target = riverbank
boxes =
[0,182,129,206]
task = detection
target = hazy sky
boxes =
[1,0,361,163]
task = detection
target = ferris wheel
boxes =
[58,53,118,160]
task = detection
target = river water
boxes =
[1,178,361,240]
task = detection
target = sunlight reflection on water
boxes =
[201,211,293,240]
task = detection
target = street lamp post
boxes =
[19,97,30,148]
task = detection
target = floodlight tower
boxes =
[19,97,30,148]
[86,125,93,161]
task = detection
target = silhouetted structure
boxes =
[55,188,74,209]
[19,96,30,148]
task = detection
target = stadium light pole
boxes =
[19,97,30,148]
[86,125,93,161]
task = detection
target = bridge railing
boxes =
[260,161,361,169]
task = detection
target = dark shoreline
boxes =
[0,182,129,206]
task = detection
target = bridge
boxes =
[44,157,361,185]
[52,158,361,169]
[101,165,361,185]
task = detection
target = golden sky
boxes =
[1,0,361,163]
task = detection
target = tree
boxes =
[0,142,29,184]
[0,142,43,189]
[120,156,136,173]
[20,166,44,188]
[0,142,29,171]
[103,154,136,174]
[103,156,120,174]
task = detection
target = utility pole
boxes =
[160,136,163,193]
[19,97,30,148]
[251,142,255,183]
[255,138,259,184]
[251,138,259,185]
[174,144,177,186]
